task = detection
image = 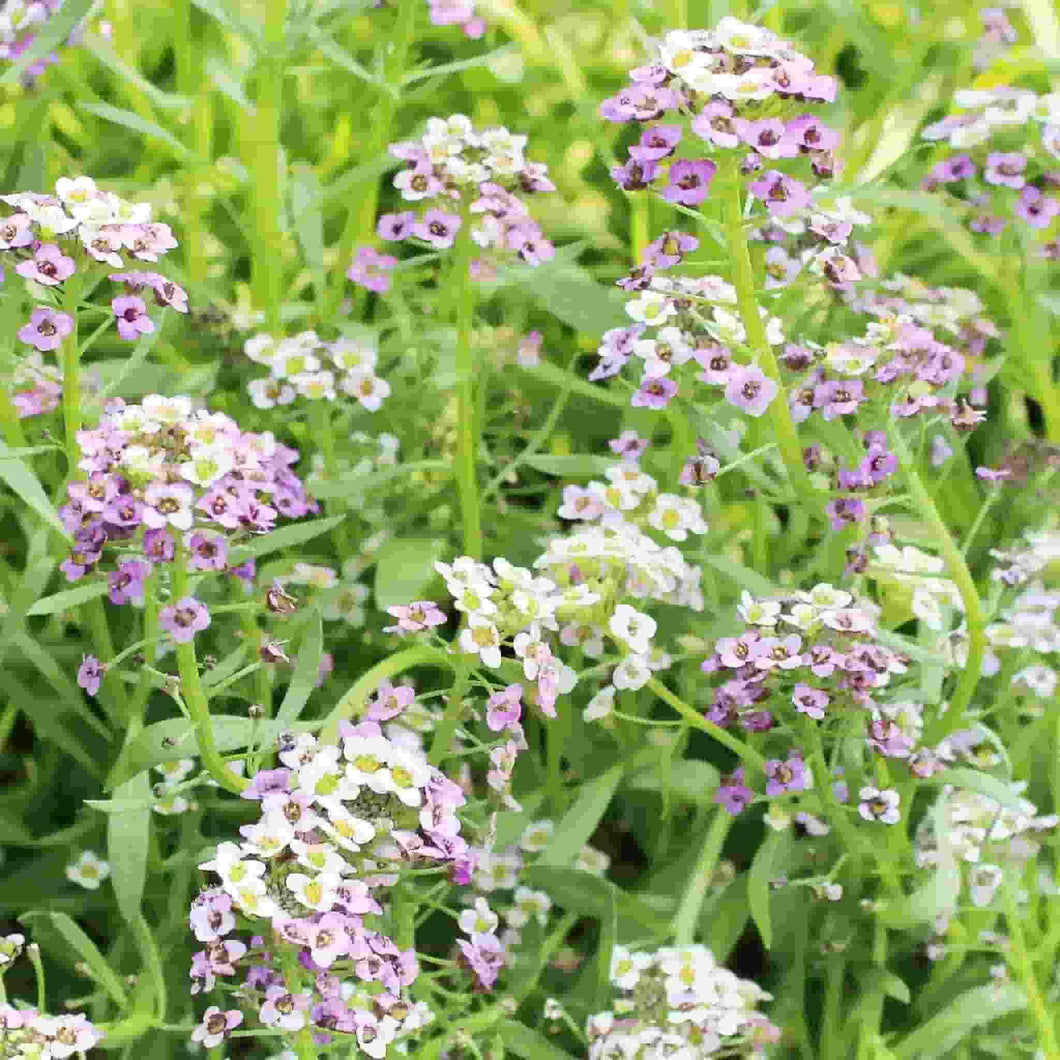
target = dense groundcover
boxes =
[1,2,1060,1058]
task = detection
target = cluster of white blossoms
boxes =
[981,582,1060,700]
[990,528,1060,586]
[914,780,1058,908]
[198,725,466,927]
[870,544,964,632]
[557,463,709,544]
[242,330,390,412]
[922,87,1060,154]
[587,945,779,1059]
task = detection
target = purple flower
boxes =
[412,209,462,249]
[764,754,810,797]
[931,435,954,467]
[1014,186,1060,229]
[715,767,753,815]
[631,377,678,409]
[143,482,194,531]
[17,307,74,351]
[975,465,1011,483]
[383,601,447,634]
[814,379,865,421]
[695,344,734,385]
[791,683,829,720]
[160,596,210,644]
[984,151,1026,189]
[191,1008,243,1048]
[0,212,33,250]
[857,786,900,824]
[486,684,523,732]
[734,118,799,160]
[16,243,76,286]
[629,124,682,162]
[643,230,698,269]
[825,496,866,531]
[679,452,720,486]
[457,933,506,989]
[691,101,739,148]
[659,159,716,206]
[188,532,229,572]
[108,558,151,605]
[111,295,155,341]
[609,429,649,463]
[610,157,658,191]
[77,654,104,696]
[507,223,555,267]
[785,114,839,152]
[347,246,397,293]
[725,363,778,417]
[377,211,415,241]
[748,171,811,218]
[763,246,801,288]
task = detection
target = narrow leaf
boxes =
[539,764,623,868]
[20,912,130,1009]
[228,514,346,562]
[77,103,190,158]
[0,443,70,539]
[373,537,447,610]
[748,829,786,950]
[25,581,109,616]
[0,0,93,84]
[107,773,151,925]
[926,768,1028,812]
[276,613,323,724]
[495,1020,578,1060]
[893,983,1025,1059]
[521,454,615,477]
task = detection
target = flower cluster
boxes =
[241,329,391,412]
[424,0,485,40]
[9,350,62,419]
[189,725,462,1053]
[381,114,556,269]
[0,1005,103,1058]
[983,581,1060,699]
[587,944,778,1058]
[869,544,964,632]
[591,269,785,415]
[914,777,1058,907]
[0,0,85,83]
[58,394,315,624]
[921,88,1060,254]
[2,177,186,343]
[281,559,372,627]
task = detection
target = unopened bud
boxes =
[266,580,299,615]
[248,703,266,720]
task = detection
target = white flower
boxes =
[736,590,780,626]
[609,604,657,654]
[65,851,111,890]
[286,871,341,912]
[584,685,616,721]
[612,653,651,690]
[506,887,552,928]
[519,819,555,853]
[459,619,503,667]
[574,845,611,875]
[458,896,499,937]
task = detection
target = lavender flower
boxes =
[160,597,211,644]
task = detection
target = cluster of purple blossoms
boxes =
[0,1004,103,1057]
[591,266,785,415]
[188,724,465,1054]
[242,329,391,412]
[58,394,315,633]
[921,88,1060,256]
[9,350,63,419]
[0,0,87,83]
[380,114,556,272]
[424,0,485,39]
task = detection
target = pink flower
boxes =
[725,364,778,417]
[259,985,310,1031]
[748,171,812,218]
[486,684,523,732]
[413,209,463,249]
[659,159,716,206]
[631,377,678,409]
[77,654,104,696]
[16,243,75,286]
[191,1007,243,1048]
[383,601,447,634]
[18,307,73,351]
[347,245,397,293]
[160,596,210,644]
[112,295,156,340]
[377,211,415,240]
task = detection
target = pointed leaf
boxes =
[893,983,1025,1059]
[25,581,109,616]
[107,773,151,924]
[77,103,190,159]
[373,537,448,610]
[0,443,70,539]
[228,514,346,563]
[276,613,322,724]
[539,764,623,869]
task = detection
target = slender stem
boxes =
[0,388,27,448]
[171,547,248,794]
[251,0,289,332]
[429,660,471,767]
[891,431,986,741]
[1004,883,1060,1058]
[61,267,84,477]
[128,569,159,725]
[326,0,416,318]
[451,212,483,559]
[647,677,767,775]
[320,645,457,743]
[672,808,732,945]
[721,157,812,498]
[27,944,46,1011]
[960,486,1000,556]
[820,952,847,1058]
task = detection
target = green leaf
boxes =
[373,537,448,610]
[20,912,130,1009]
[228,514,346,563]
[0,0,93,84]
[25,581,109,616]
[290,164,324,286]
[521,258,626,335]
[83,36,191,110]
[701,875,748,961]
[308,460,450,500]
[107,773,151,925]
[276,613,322,724]
[495,1020,578,1060]
[702,553,775,597]
[77,103,190,159]
[205,56,256,115]
[521,454,615,477]
[539,764,623,869]
[628,759,720,805]
[0,442,70,539]
[892,983,1026,1059]
[926,769,1028,813]
[748,829,787,950]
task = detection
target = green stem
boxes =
[647,677,767,775]
[0,388,27,448]
[1004,883,1060,1058]
[171,547,247,794]
[251,0,289,332]
[672,808,732,944]
[320,645,457,743]
[960,486,1000,556]
[429,660,471,767]
[451,211,483,559]
[128,569,159,725]
[325,0,416,318]
[721,157,812,499]
[891,431,986,742]
[820,952,847,1058]
[61,268,84,477]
